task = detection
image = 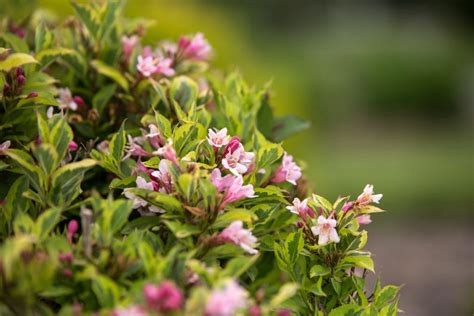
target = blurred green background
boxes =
[2,0,473,314]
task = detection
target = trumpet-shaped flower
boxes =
[220,221,258,254]
[154,139,179,166]
[124,135,150,160]
[178,32,212,61]
[124,176,155,209]
[357,215,372,225]
[122,35,139,60]
[207,127,230,148]
[271,152,302,185]
[137,55,175,77]
[210,169,255,206]
[206,280,248,316]
[221,139,255,176]
[144,281,183,313]
[356,184,383,206]
[311,216,340,245]
[0,140,11,154]
[57,88,78,111]
[151,159,174,193]
[145,124,164,149]
[286,197,314,221]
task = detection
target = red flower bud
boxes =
[27,92,38,98]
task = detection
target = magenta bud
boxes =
[16,75,26,87]
[277,309,291,316]
[27,92,38,98]
[67,219,79,243]
[68,141,78,151]
[296,221,304,229]
[3,83,10,95]
[15,67,24,77]
[249,305,262,316]
[341,201,354,213]
[73,96,85,107]
[59,252,74,264]
[307,207,315,218]
[222,136,241,157]
[144,281,183,312]
[62,268,73,278]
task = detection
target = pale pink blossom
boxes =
[151,159,174,194]
[145,124,164,149]
[124,135,151,160]
[271,152,302,185]
[56,88,78,111]
[124,176,156,209]
[357,184,383,206]
[178,32,212,61]
[356,215,372,225]
[97,140,109,154]
[286,197,314,221]
[221,140,255,176]
[210,169,255,207]
[0,140,11,154]
[111,305,148,316]
[220,221,258,254]
[154,139,178,166]
[46,106,54,118]
[207,127,230,148]
[206,279,248,316]
[144,281,183,313]
[122,35,139,60]
[137,55,175,77]
[311,216,340,246]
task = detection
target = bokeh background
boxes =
[2,0,473,314]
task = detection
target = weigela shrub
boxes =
[0,2,400,315]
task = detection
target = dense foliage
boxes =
[0,1,399,315]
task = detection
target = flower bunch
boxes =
[0,1,399,315]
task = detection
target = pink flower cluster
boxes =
[178,32,212,61]
[342,184,383,225]
[219,221,258,255]
[210,169,255,208]
[206,280,248,316]
[143,281,183,313]
[271,152,302,185]
[286,198,315,221]
[137,55,175,78]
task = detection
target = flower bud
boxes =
[15,67,24,77]
[3,83,10,95]
[73,96,85,107]
[68,140,78,151]
[296,221,304,229]
[341,201,354,213]
[59,252,74,264]
[27,92,38,98]
[16,75,26,87]
[249,305,261,316]
[144,281,183,312]
[67,219,79,243]
[62,268,73,278]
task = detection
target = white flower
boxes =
[56,88,77,111]
[220,221,258,255]
[222,146,255,176]
[311,216,340,245]
[286,197,309,215]
[357,184,383,206]
[124,176,154,208]
[207,127,230,148]
[151,159,173,193]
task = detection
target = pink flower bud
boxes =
[27,92,38,98]
[15,68,24,77]
[62,268,73,278]
[249,305,261,316]
[3,83,10,95]
[341,201,354,213]
[277,309,292,316]
[296,221,304,229]
[73,96,85,107]
[356,215,372,225]
[59,252,74,264]
[222,136,241,157]
[67,219,79,243]
[68,141,78,151]
[16,74,26,87]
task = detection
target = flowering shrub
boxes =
[0,2,400,315]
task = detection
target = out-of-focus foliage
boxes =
[0,1,399,315]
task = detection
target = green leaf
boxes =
[310,264,331,278]
[35,23,53,52]
[285,231,303,264]
[272,115,310,142]
[91,60,129,91]
[328,304,363,316]
[33,144,58,175]
[309,277,326,297]
[122,216,162,234]
[170,76,198,113]
[0,33,29,53]
[109,121,126,163]
[375,286,399,309]
[91,275,120,308]
[127,188,183,213]
[13,211,34,235]
[222,255,259,278]
[0,53,38,72]
[269,283,299,307]
[49,116,74,163]
[163,220,200,238]
[92,83,116,115]
[342,255,375,272]
[109,199,133,234]
[34,208,62,240]
[213,209,256,228]
[4,176,30,221]
[4,149,45,194]
[155,111,172,139]
[312,194,334,212]
[71,1,100,41]
[254,130,283,170]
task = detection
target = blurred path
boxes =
[367,221,474,315]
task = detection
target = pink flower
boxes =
[356,184,383,206]
[97,140,109,154]
[221,140,255,176]
[311,216,340,246]
[58,252,73,264]
[210,169,255,207]
[137,55,175,77]
[145,124,164,149]
[154,139,178,166]
[249,305,261,316]
[122,35,139,60]
[206,280,248,316]
[271,152,302,185]
[68,141,78,151]
[124,135,151,160]
[356,215,372,225]
[277,309,292,316]
[0,140,11,154]
[341,201,354,213]
[286,198,314,221]
[57,88,78,111]
[124,176,158,210]
[178,32,212,61]
[207,127,230,148]
[67,219,79,243]
[111,305,148,316]
[143,281,183,313]
[151,159,174,194]
[220,221,258,255]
